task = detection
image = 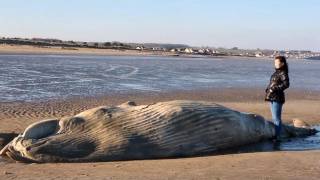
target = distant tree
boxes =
[104,42,111,46]
[111,42,119,46]
[81,42,88,47]
[231,47,239,50]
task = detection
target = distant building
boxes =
[152,47,162,51]
[171,48,182,53]
[212,49,219,54]
[255,52,264,57]
[136,46,144,50]
[198,49,205,54]
[184,48,194,54]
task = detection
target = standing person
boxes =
[265,56,290,142]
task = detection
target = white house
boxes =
[255,52,263,57]
[184,48,194,54]
[136,46,144,50]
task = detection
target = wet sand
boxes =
[0,88,319,179]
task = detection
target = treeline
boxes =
[0,37,133,50]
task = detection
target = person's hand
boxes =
[266,88,273,93]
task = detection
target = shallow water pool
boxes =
[228,125,320,153]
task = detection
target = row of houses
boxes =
[274,50,320,59]
[170,48,220,55]
[242,50,320,59]
[136,46,220,55]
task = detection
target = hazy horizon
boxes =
[0,0,319,51]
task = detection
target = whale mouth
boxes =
[0,116,95,163]
[0,119,60,162]
[4,143,39,163]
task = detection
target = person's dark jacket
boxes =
[265,69,290,104]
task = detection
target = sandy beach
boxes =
[1,0,319,179]
[0,44,175,57]
[0,88,319,179]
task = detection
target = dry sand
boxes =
[0,88,319,179]
[0,44,175,57]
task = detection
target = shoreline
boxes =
[1,87,319,104]
[0,44,275,60]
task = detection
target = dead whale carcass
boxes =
[0,100,316,163]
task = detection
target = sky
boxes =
[0,0,319,51]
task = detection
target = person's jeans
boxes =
[270,101,283,138]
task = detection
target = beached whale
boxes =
[0,100,316,163]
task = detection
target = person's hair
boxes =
[275,56,289,73]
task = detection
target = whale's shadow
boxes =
[203,125,320,157]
